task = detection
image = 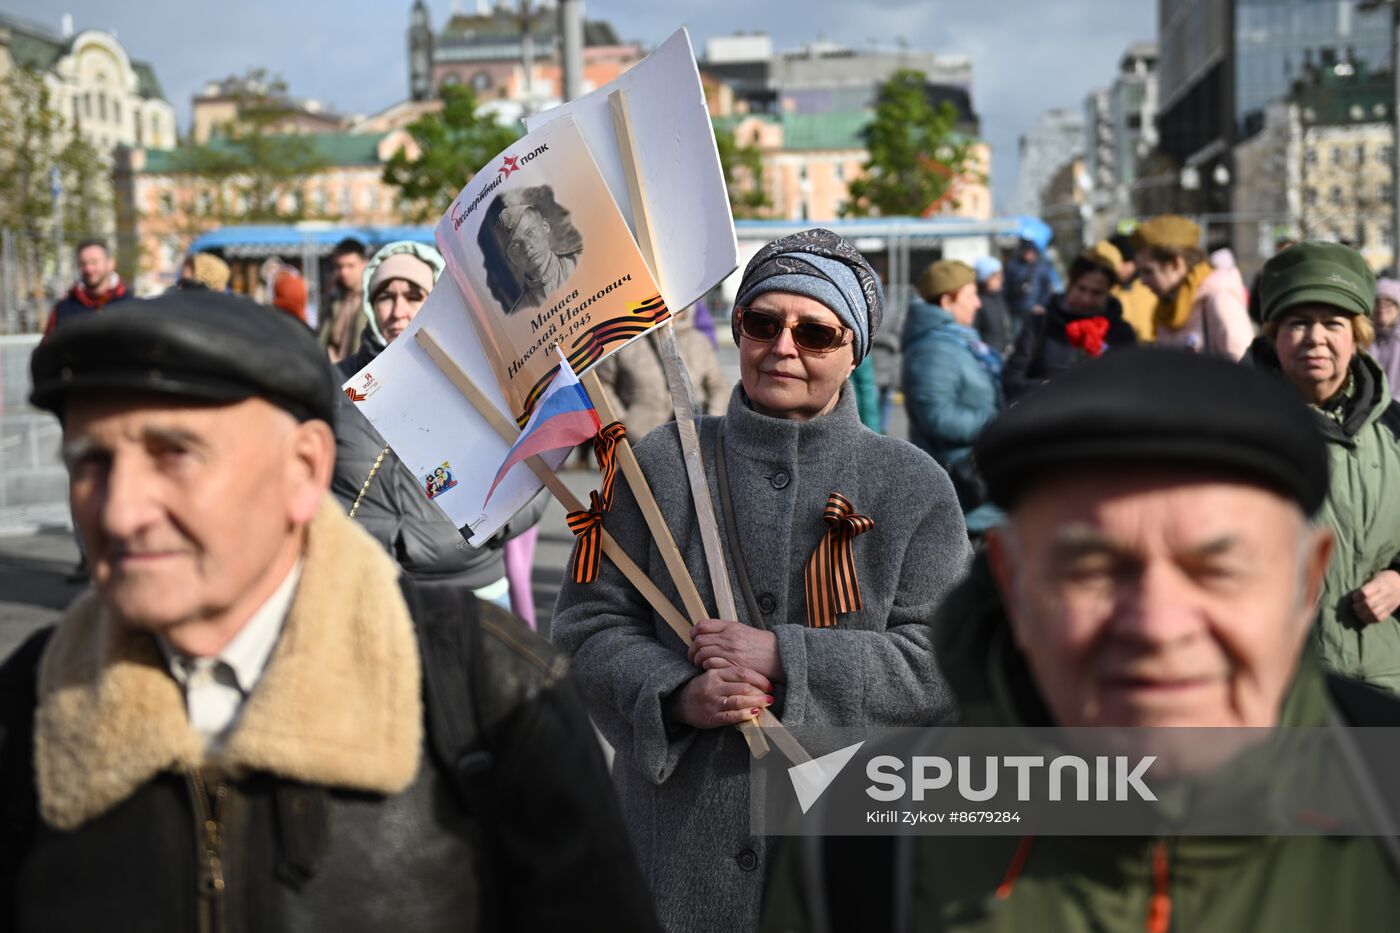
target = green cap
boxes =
[1258,240,1375,322]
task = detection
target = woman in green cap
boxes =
[1246,240,1400,695]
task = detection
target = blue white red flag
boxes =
[484,353,600,505]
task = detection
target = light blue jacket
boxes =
[900,300,1000,467]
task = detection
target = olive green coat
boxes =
[760,556,1400,933]
[1246,340,1400,693]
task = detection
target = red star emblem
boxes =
[500,154,520,177]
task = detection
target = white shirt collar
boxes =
[161,560,303,695]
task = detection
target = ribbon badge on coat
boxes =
[566,421,628,584]
[803,492,875,628]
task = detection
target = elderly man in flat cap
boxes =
[0,292,659,932]
[1244,241,1400,696]
[763,348,1400,933]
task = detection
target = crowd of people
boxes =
[3,215,1400,931]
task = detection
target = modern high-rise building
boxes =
[1157,0,1390,211]
[1016,108,1085,218]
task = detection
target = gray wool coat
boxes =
[551,386,971,933]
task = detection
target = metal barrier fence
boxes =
[0,335,69,534]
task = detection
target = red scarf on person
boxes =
[70,274,127,310]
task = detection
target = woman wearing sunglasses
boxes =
[552,228,972,932]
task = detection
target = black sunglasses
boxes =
[736,308,851,353]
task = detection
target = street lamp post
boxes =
[50,166,64,292]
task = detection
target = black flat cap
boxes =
[975,348,1329,515]
[31,291,338,426]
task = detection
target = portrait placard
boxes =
[434,114,668,425]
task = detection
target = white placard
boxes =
[524,27,739,312]
[341,284,567,547]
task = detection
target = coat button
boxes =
[758,592,776,614]
[771,470,790,490]
[736,848,759,871]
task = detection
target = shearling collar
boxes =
[34,499,423,831]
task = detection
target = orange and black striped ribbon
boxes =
[593,421,627,509]
[565,422,628,584]
[803,492,875,627]
[566,490,607,584]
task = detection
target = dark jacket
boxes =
[0,502,659,933]
[1246,339,1400,693]
[43,279,132,338]
[974,287,1014,356]
[333,327,545,590]
[1002,294,1137,403]
[1002,253,1057,321]
[761,555,1400,933]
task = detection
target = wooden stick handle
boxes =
[416,329,773,758]
[414,328,691,638]
[581,371,713,624]
[606,89,772,756]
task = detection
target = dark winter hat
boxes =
[975,348,1329,516]
[1258,240,1375,322]
[32,290,338,426]
[733,227,883,363]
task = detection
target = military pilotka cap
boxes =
[1258,240,1375,322]
[975,348,1330,516]
[1132,214,1201,251]
[917,260,976,301]
[31,291,339,426]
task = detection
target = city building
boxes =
[0,11,177,153]
[191,74,354,145]
[114,131,415,294]
[720,111,991,223]
[1082,42,1159,241]
[702,33,974,119]
[423,2,642,112]
[703,32,990,221]
[1232,60,1394,272]
[1156,0,1390,214]
[1016,107,1085,218]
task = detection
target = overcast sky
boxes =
[4,0,1154,212]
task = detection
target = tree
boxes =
[714,121,770,219]
[382,84,521,222]
[842,69,978,218]
[173,69,329,223]
[0,66,114,302]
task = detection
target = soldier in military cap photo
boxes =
[0,291,659,932]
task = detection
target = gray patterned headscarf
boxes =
[732,228,884,363]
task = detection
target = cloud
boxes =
[6,0,1154,213]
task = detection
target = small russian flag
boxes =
[484,352,601,505]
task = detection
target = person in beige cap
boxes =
[901,259,1005,531]
[176,252,231,292]
[1134,215,1253,359]
[1002,244,1137,402]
